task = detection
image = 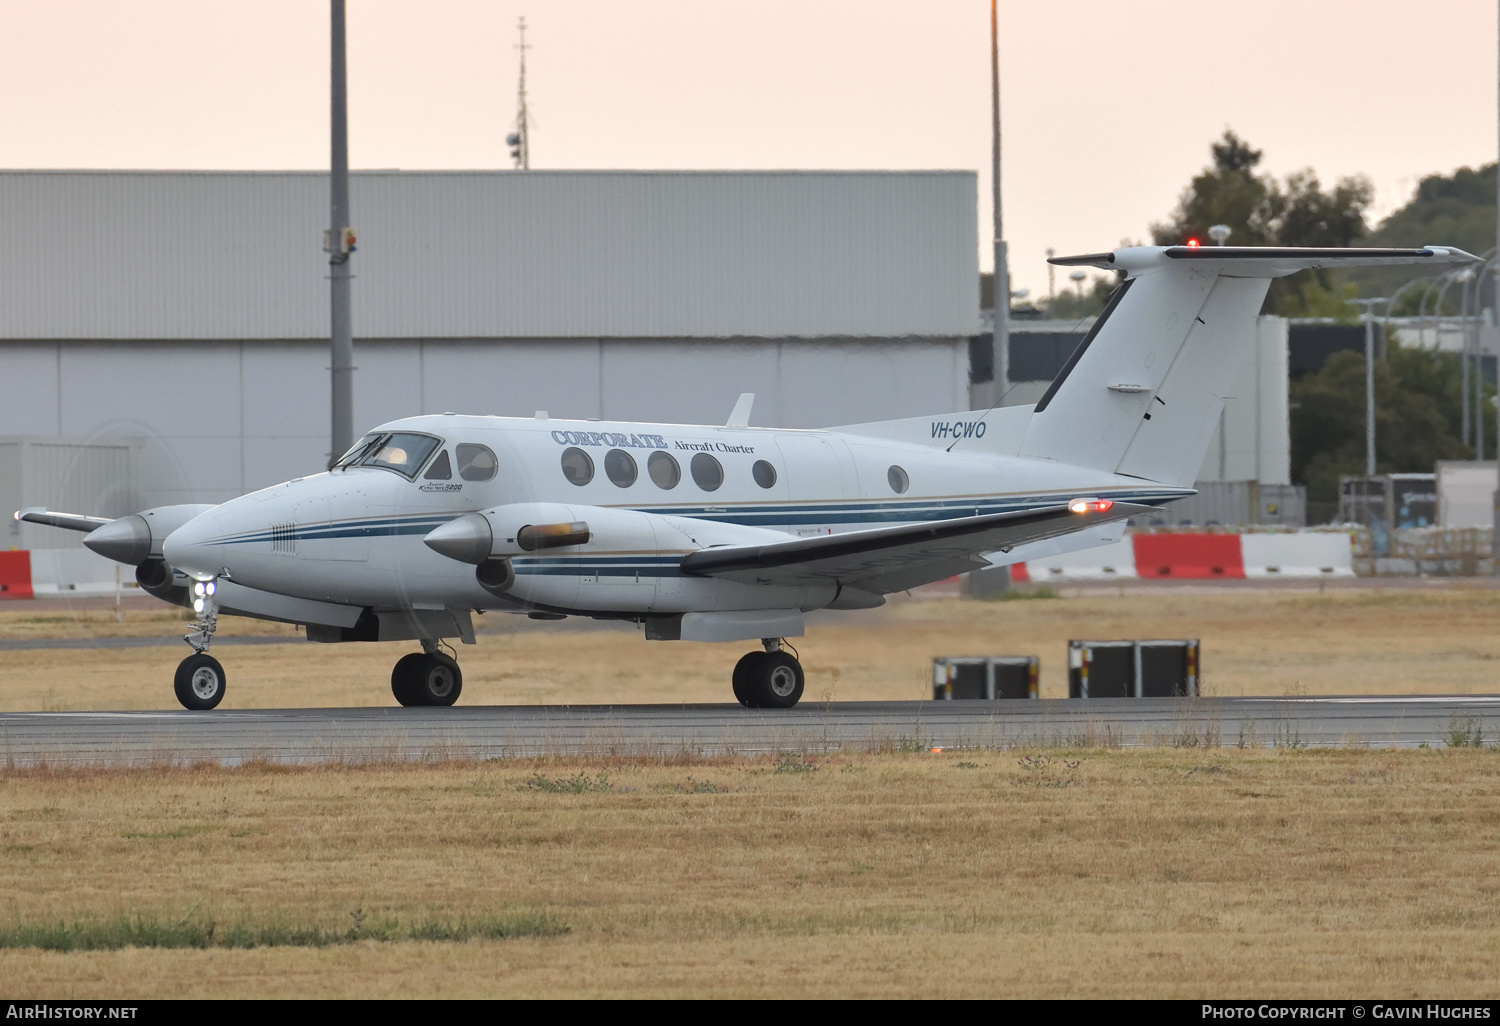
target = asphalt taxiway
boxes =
[2,696,1497,766]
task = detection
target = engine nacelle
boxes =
[83,503,216,567]
[425,502,659,597]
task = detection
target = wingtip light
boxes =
[1068,498,1114,514]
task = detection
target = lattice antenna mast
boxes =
[507,17,531,170]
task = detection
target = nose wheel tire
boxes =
[732,650,804,709]
[391,652,463,707]
[174,653,226,711]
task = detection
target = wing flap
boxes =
[679,501,1153,593]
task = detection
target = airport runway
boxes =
[2,696,1499,766]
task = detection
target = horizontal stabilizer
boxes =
[1049,244,1476,276]
[679,500,1152,594]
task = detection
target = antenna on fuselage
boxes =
[726,393,755,428]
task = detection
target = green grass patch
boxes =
[522,771,613,793]
[0,908,568,951]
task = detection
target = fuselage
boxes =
[162,413,1189,618]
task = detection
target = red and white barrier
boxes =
[0,550,34,599]
[0,549,134,598]
[1013,532,1354,582]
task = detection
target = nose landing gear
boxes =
[391,641,464,707]
[732,638,804,709]
[174,577,226,710]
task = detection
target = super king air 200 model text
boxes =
[17,245,1474,710]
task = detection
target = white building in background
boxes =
[0,170,979,560]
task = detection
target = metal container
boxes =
[1067,640,1199,699]
[932,656,1039,700]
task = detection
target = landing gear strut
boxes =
[732,638,804,709]
[174,577,226,710]
[391,641,464,707]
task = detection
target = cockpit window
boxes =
[333,432,384,470]
[423,450,453,480]
[456,443,498,482]
[355,432,442,479]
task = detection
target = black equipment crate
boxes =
[1067,640,1199,698]
[932,656,1039,700]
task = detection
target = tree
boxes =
[1151,131,1275,247]
[1152,131,1373,316]
[1349,163,1497,310]
[1289,339,1477,511]
[1040,273,1121,319]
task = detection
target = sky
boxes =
[0,0,1495,300]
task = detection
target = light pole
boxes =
[1458,267,1475,447]
[1045,248,1055,303]
[327,0,355,468]
[1351,297,1388,478]
[988,0,1008,408]
[1208,225,1231,477]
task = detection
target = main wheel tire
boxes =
[412,653,463,707]
[391,653,429,707]
[731,651,766,707]
[741,651,804,709]
[173,653,226,711]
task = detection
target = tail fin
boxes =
[1018,245,1476,486]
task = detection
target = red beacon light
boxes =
[1185,237,1201,247]
[1068,498,1114,514]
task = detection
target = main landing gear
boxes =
[391,641,464,707]
[174,577,226,711]
[732,638,805,709]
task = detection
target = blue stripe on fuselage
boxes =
[198,489,1183,547]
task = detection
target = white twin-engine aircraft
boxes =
[18,244,1473,710]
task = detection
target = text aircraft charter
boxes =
[18,244,1474,710]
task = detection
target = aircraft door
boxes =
[773,433,856,536]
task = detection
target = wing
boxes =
[679,501,1152,595]
[14,508,112,533]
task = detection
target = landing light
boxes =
[192,598,205,613]
[1068,498,1114,514]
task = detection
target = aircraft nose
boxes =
[424,513,493,564]
[161,511,225,579]
[82,514,151,566]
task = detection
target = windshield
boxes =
[333,433,385,470]
[333,432,443,480]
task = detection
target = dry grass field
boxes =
[0,583,1496,710]
[4,749,1500,998]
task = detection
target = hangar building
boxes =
[0,170,978,582]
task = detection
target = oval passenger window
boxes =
[455,443,498,482]
[752,460,777,489]
[560,447,594,486]
[888,465,909,494]
[604,448,638,487]
[648,451,680,489]
[690,452,723,492]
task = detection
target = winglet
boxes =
[726,393,755,428]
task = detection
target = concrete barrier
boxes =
[1013,531,1354,581]
[25,549,133,596]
